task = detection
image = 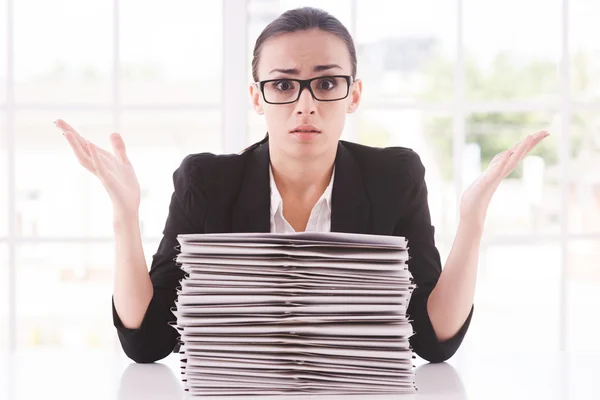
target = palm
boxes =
[459,131,550,223]
[55,119,141,217]
[96,152,141,214]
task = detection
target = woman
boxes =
[55,7,548,364]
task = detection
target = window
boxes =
[0,0,6,104]
[567,239,600,351]
[15,240,159,350]
[13,0,113,104]
[5,0,222,351]
[0,113,6,237]
[569,113,600,234]
[464,0,561,102]
[120,0,222,105]
[15,112,112,238]
[356,0,456,104]
[3,0,600,355]
[467,243,561,351]
[16,242,116,349]
[0,245,7,352]
[466,112,561,235]
[570,0,600,102]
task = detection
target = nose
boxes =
[294,85,316,115]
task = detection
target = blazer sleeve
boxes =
[394,151,474,363]
[112,154,208,363]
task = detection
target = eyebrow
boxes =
[268,64,343,75]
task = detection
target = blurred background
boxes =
[0,0,599,357]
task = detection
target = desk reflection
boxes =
[117,361,466,400]
[118,362,185,400]
[414,362,467,399]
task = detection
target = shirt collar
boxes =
[269,164,335,218]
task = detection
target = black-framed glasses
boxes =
[255,75,354,105]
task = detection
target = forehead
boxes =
[258,29,352,78]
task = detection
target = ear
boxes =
[347,78,363,114]
[249,83,264,115]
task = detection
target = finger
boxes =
[485,148,515,182]
[55,120,124,164]
[55,118,77,133]
[487,131,549,183]
[64,130,117,171]
[89,142,116,183]
[503,134,535,174]
[524,130,550,154]
[70,132,92,157]
[509,131,549,155]
[64,131,95,172]
[490,149,511,165]
[509,137,526,153]
[56,120,124,176]
[55,120,112,164]
[511,131,549,166]
[110,133,131,165]
[90,143,120,200]
[61,129,117,168]
[74,133,114,161]
[55,119,91,156]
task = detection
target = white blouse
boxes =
[269,164,335,233]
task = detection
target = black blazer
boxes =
[112,137,474,364]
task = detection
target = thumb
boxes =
[110,133,131,165]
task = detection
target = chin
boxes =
[285,134,332,158]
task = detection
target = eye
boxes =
[318,78,337,90]
[274,80,295,91]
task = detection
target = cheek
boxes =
[263,105,293,128]
[320,103,348,125]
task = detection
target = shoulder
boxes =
[339,140,426,186]
[172,150,249,195]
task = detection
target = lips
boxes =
[290,124,321,134]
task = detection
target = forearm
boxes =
[427,218,483,341]
[112,213,153,329]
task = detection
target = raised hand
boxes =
[55,119,141,220]
[459,130,550,226]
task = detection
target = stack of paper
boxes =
[171,232,417,396]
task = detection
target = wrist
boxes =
[458,216,485,235]
[112,212,140,231]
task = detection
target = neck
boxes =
[269,143,336,202]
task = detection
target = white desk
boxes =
[1,349,599,399]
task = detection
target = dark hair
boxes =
[251,7,357,82]
[242,7,357,154]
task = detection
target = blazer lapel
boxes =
[330,141,371,234]
[231,139,271,233]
